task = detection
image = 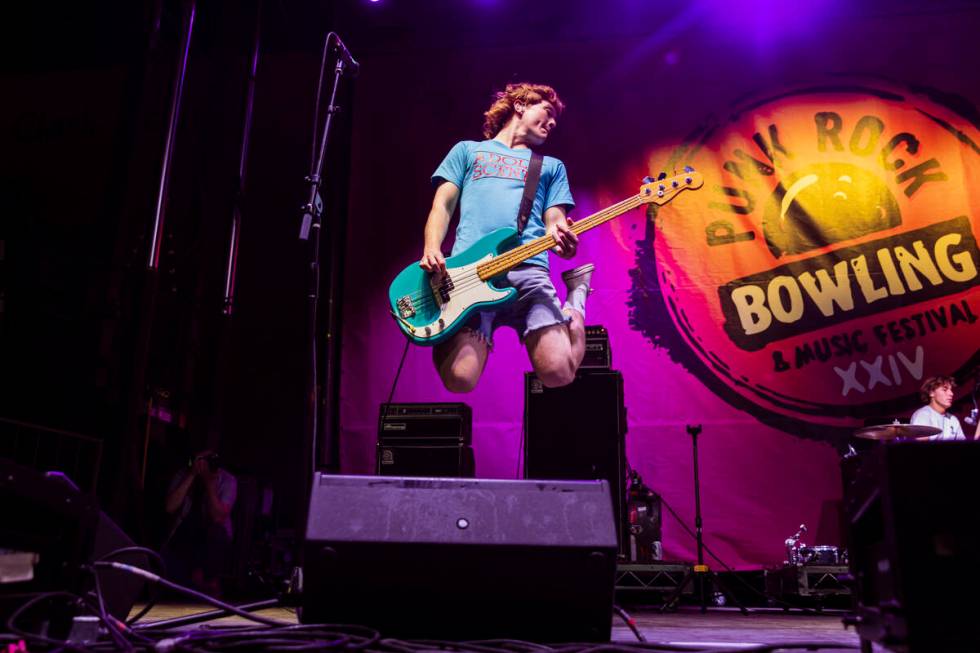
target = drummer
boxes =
[909,376,975,441]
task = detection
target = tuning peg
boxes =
[684,165,694,173]
[642,175,655,184]
[657,171,667,180]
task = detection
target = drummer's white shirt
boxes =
[910,405,965,441]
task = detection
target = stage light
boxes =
[699,0,840,49]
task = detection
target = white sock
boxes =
[562,284,589,321]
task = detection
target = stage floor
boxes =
[134,603,876,651]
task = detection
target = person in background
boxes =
[910,376,978,440]
[162,449,237,597]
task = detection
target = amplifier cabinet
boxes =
[524,370,627,553]
[845,441,980,652]
[582,325,612,370]
[377,443,475,477]
[379,402,472,446]
[378,403,474,477]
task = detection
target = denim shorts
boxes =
[464,264,569,348]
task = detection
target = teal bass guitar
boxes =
[388,169,703,345]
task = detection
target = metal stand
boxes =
[133,598,279,631]
[297,33,355,499]
[661,424,748,613]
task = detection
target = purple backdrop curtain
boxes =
[337,4,980,567]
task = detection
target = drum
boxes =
[799,545,839,565]
[786,548,801,566]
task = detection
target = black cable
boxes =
[5,591,99,652]
[611,605,646,643]
[385,338,411,409]
[559,644,711,653]
[86,565,136,652]
[467,640,555,652]
[97,545,166,568]
[161,624,381,653]
[701,645,859,653]
[8,563,857,653]
[94,545,167,625]
[379,337,412,439]
[96,561,290,628]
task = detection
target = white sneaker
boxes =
[561,263,594,295]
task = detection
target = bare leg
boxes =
[433,328,489,393]
[563,307,586,369]
[525,310,585,388]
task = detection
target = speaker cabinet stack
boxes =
[845,441,980,652]
[523,369,627,554]
[301,473,618,641]
[377,403,474,477]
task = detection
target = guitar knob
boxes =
[425,327,432,336]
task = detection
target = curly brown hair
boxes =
[482,83,565,140]
[920,376,956,403]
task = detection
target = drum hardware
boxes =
[784,524,846,566]
[965,371,979,426]
[784,523,807,565]
[799,545,841,566]
[854,422,941,441]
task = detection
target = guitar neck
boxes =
[477,193,646,280]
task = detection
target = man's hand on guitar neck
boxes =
[545,206,578,259]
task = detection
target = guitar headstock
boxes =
[638,166,704,205]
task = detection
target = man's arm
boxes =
[202,472,234,524]
[544,205,578,259]
[419,181,460,274]
[164,469,195,514]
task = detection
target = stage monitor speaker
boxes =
[0,459,147,637]
[845,441,980,652]
[524,370,627,553]
[301,473,618,641]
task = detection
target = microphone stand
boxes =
[298,34,353,502]
[661,424,748,614]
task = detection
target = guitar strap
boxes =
[516,151,544,236]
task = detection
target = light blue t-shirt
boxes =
[432,140,575,270]
[910,405,966,441]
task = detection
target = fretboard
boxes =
[476,193,647,280]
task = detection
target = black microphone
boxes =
[331,33,359,77]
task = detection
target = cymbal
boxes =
[854,423,942,440]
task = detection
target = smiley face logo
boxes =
[763,162,902,257]
[630,81,980,437]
